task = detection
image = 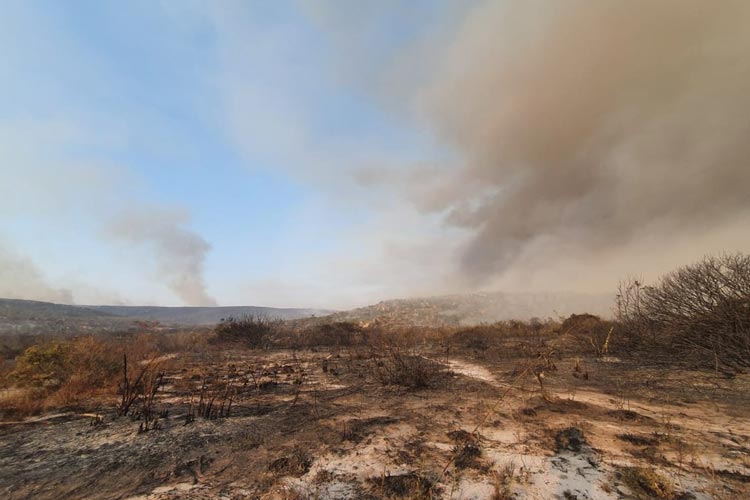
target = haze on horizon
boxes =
[1,0,749,310]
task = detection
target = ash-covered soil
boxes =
[2,348,749,499]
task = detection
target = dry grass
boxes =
[618,466,675,499]
[0,386,46,417]
[491,461,517,500]
[368,471,437,499]
[0,333,188,418]
[0,278,748,500]
[0,328,748,499]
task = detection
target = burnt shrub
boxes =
[451,324,502,350]
[368,471,436,499]
[267,449,312,477]
[630,254,750,371]
[560,314,617,357]
[373,348,446,389]
[212,315,279,349]
[448,430,483,469]
[306,321,367,347]
[451,320,559,361]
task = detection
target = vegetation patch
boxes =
[617,433,661,447]
[267,450,312,477]
[447,429,480,444]
[306,321,368,347]
[618,466,674,499]
[2,337,122,417]
[617,254,750,372]
[212,315,279,349]
[373,350,446,389]
[555,427,587,453]
[453,440,482,469]
[715,469,750,484]
[607,409,652,422]
[368,472,437,499]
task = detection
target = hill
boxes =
[0,291,613,335]
[0,298,117,321]
[84,305,334,325]
[0,298,132,337]
[0,298,333,336]
[318,291,614,327]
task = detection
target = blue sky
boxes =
[0,0,466,308]
[3,1,749,308]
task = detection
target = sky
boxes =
[2,1,750,309]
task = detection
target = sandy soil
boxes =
[1,348,749,499]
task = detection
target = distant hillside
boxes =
[0,298,115,320]
[319,291,614,327]
[1,291,613,335]
[84,305,334,325]
[0,298,132,336]
[0,298,333,336]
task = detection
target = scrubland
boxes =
[1,255,749,499]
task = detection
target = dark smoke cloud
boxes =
[107,208,216,306]
[412,0,750,283]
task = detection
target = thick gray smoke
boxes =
[107,209,216,306]
[0,243,73,303]
[413,0,750,283]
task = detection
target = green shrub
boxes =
[12,342,71,388]
[9,337,120,408]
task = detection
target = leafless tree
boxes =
[638,253,750,371]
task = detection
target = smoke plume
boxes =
[0,243,73,303]
[107,209,216,306]
[412,0,750,283]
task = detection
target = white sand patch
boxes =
[316,383,348,390]
[428,441,455,452]
[287,422,421,498]
[528,451,615,500]
[286,475,362,499]
[430,356,503,386]
[122,483,197,499]
[483,426,526,446]
[450,449,618,500]
[450,478,497,500]
[139,353,177,365]
[151,482,194,494]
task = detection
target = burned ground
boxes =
[1,326,749,500]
